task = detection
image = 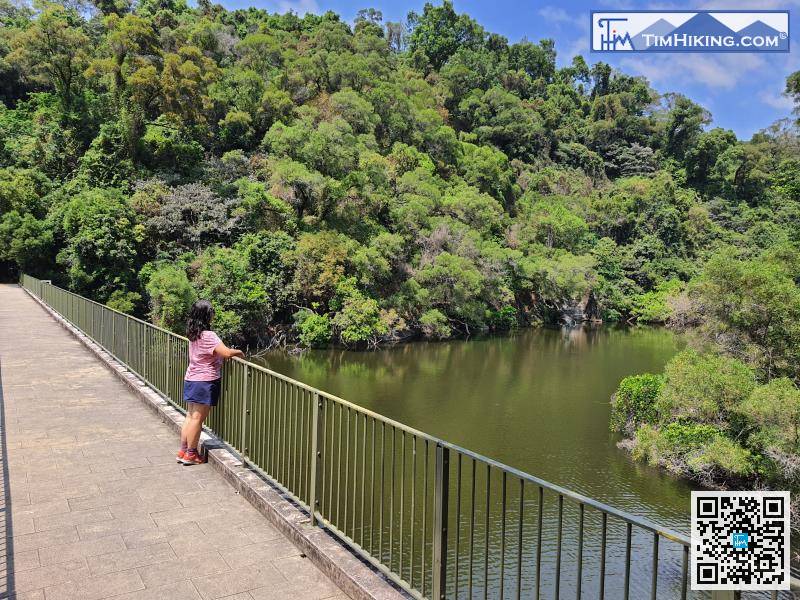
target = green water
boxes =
[252,325,693,535]
[249,325,711,597]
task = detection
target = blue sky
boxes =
[216,0,800,140]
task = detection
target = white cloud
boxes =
[537,6,574,26]
[618,53,768,91]
[559,36,590,64]
[760,89,794,110]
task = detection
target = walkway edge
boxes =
[21,285,411,600]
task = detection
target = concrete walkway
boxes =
[0,284,346,600]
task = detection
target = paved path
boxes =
[0,284,347,600]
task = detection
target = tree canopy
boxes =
[1,0,799,354]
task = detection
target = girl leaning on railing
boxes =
[178,300,243,465]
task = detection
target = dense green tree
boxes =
[662,94,710,161]
[691,246,800,381]
[52,187,142,299]
[8,3,89,110]
[143,262,195,332]
[406,1,484,70]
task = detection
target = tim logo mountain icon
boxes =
[591,11,789,53]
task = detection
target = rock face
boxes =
[561,291,601,325]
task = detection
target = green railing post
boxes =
[309,392,324,526]
[432,443,450,600]
[166,335,172,401]
[125,316,129,366]
[241,363,250,461]
[711,592,740,600]
[143,326,148,381]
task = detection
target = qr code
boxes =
[691,491,790,590]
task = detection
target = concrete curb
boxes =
[21,286,411,600]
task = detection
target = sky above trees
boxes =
[229,0,800,140]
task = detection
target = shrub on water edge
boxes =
[631,424,672,467]
[294,309,332,348]
[656,349,756,426]
[630,421,751,480]
[610,373,663,435]
[660,422,720,452]
[419,308,452,339]
[486,305,517,331]
[630,278,683,323]
[737,377,800,455]
[686,436,753,478]
[332,293,388,346]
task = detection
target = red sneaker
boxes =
[176,450,186,463]
[179,451,205,465]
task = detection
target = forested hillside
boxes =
[1,0,799,354]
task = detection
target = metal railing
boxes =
[19,275,796,600]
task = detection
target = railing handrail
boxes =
[437,438,690,545]
[20,276,693,539]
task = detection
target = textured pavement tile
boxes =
[272,556,341,600]
[248,586,339,600]
[9,549,41,573]
[38,534,125,566]
[239,522,283,545]
[7,589,46,600]
[111,580,203,600]
[178,489,238,508]
[11,514,36,536]
[219,539,301,570]
[12,527,80,553]
[194,511,270,536]
[12,499,71,520]
[42,568,144,600]
[86,541,176,576]
[34,508,113,532]
[11,558,89,593]
[137,553,229,589]
[76,515,157,540]
[121,522,202,550]
[29,484,101,506]
[107,495,183,518]
[150,504,232,528]
[191,563,288,600]
[167,528,253,555]
[66,493,123,512]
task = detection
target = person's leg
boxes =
[186,404,211,451]
[179,403,193,454]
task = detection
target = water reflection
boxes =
[254,326,692,526]
[252,326,717,596]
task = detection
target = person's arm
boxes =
[213,342,244,359]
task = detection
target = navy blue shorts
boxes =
[183,379,221,406]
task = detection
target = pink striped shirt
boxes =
[185,330,223,381]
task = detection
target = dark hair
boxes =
[186,300,214,341]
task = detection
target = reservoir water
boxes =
[251,325,709,598]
